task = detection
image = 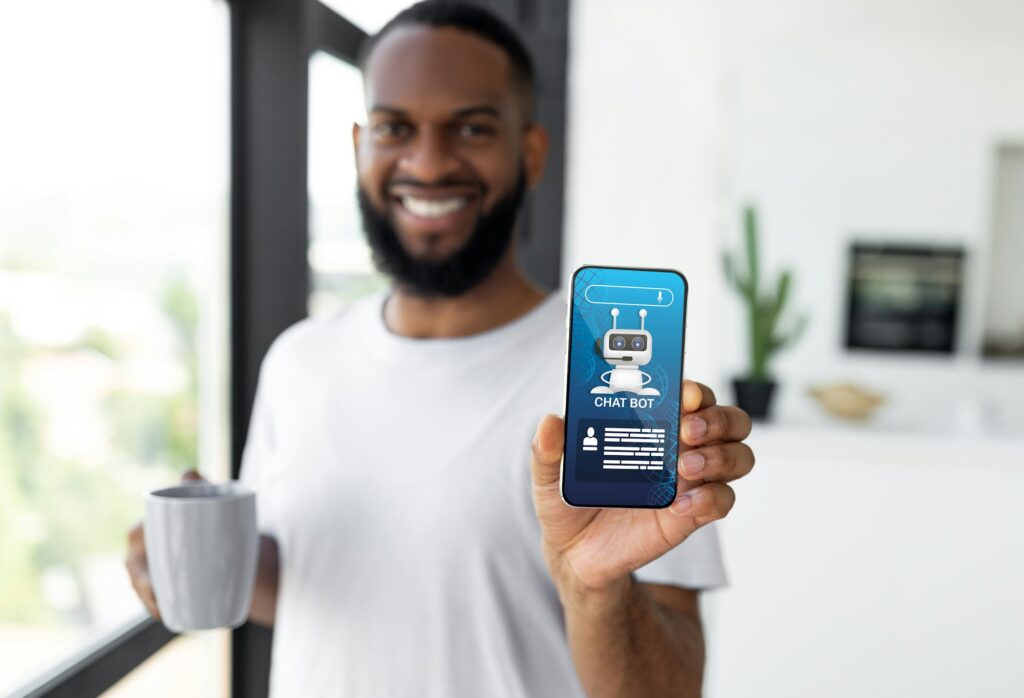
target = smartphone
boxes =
[560,265,688,508]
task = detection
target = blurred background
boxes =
[1,0,1021,696]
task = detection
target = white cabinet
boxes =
[705,424,1024,698]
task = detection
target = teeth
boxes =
[401,196,467,219]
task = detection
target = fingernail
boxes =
[684,417,707,440]
[682,453,704,476]
[671,494,692,515]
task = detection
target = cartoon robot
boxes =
[591,307,660,396]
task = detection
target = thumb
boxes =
[530,414,565,488]
[180,470,206,483]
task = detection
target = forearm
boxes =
[554,563,704,697]
[248,534,280,627]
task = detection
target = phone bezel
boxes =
[559,264,689,509]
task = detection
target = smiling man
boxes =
[126,2,754,696]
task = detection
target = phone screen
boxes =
[561,266,688,508]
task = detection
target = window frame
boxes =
[228,3,365,693]
[10,619,175,698]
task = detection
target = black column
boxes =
[229,0,311,695]
[482,0,571,290]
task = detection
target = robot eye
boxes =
[631,336,646,351]
[611,335,627,350]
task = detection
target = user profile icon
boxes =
[581,426,598,451]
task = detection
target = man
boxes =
[126,2,755,696]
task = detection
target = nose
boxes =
[397,126,461,183]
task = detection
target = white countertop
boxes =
[747,418,1024,466]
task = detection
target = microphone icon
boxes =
[657,291,663,303]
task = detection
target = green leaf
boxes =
[743,205,759,295]
[726,253,756,300]
[773,270,791,317]
[727,203,809,375]
[786,314,809,346]
[772,315,809,352]
[739,277,755,300]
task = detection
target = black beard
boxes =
[357,169,527,298]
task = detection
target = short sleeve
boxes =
[238,347,281,537]
[634,522,728,589]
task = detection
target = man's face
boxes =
[354,25,547,290]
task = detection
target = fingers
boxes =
[669,481,736,525]
[682,380,717,414]
[678,442,754,483]
[127,561,160,618]
[681,404,752,446]
[125,523,160,618]
[125,471,204,620]
[531,414,565,488]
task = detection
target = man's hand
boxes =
[531,380,753,594]
[124,469,205,618]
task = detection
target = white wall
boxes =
[565,0,1024,431]
[563,0,727,384]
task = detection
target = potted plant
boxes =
[723,205,808,420]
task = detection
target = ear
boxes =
[352,121,362,164]
[522,122,550,190]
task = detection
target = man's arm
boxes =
[562,579,705,697]
[248,534,280,626]
[555,568,705,697]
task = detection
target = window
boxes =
[318,0,417,33]
[2,1,567,694]
[307,1,434,316]
[307,51,386,318]
[0,0,230,694]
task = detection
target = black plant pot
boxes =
[732,378,777,421]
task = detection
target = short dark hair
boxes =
[358,1,536,118]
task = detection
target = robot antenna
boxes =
[610,307,619,329]
[639,308,647,331]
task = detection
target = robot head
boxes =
[601,308,653,366]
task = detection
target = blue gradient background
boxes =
[562,266,687,508]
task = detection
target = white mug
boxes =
[144,482,258,632]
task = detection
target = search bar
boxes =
[584,284,674,307]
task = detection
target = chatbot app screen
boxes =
[565,267,686,506]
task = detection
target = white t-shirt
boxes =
[240,290,727,698]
